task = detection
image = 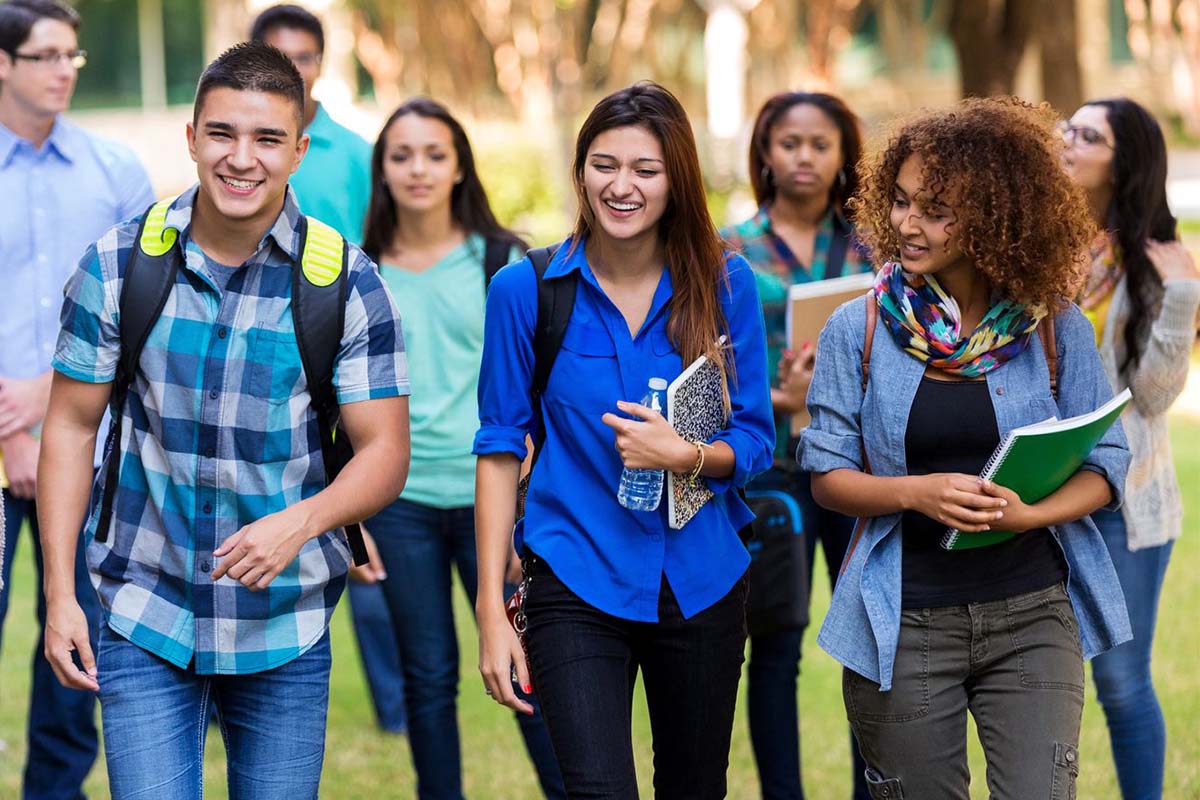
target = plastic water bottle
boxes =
[617,377,668,512]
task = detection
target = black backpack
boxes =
[95,195,517,568]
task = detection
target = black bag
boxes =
[743,488,809,636]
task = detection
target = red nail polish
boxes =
[523,683,532,694]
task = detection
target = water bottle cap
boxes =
[648,377,668,390]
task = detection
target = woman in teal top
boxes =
[720,91,871,800]
[360,98,564,800]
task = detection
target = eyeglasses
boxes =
[1058,122,1113,149]
[11,49,88,69]
[289,53,322,69]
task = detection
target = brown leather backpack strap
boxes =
[861,290,876,393]
[1038,316,1058,401]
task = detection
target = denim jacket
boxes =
[798,297,1133,690]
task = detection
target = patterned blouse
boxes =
[721,205,870,454]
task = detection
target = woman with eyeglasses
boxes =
[1062,98,1200,800]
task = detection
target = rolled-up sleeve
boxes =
[706,256,774,492]
[473,258,538,460]
[333,251,410,404]
[53,241,120,384]
[798,301,866,474]
[1056,306,1131,510]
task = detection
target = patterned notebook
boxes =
[666,341,728,529]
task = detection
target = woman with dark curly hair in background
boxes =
[797,98,1133,799]
[1062,97,1200,800]
[721,91,871,800]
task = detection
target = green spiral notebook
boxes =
[940,387,1132,551]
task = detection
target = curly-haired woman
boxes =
[798,98,1132,798]
[1063,97,1200,800]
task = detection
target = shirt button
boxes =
[202,502,212,513]
[209,389,219,400]
[40,296,52,308]
[204,446,215,458]
[217,327,228,339]
[37,253,47,264]
[201,561,211,572]
[995,387,1005,396]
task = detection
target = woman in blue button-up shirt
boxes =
[799,98,1132,798]
[474,83,773,797]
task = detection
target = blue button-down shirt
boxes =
[799,297,1133,690]
[473,237,774,621]
[0,117,152,379]
[53,185,410,674]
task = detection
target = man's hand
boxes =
[2,431,41,499]
[44,597,98,691]
[348,526,387,584]
[212,505,315,590]
[0,373,52,439]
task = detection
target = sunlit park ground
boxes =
[0,406,1196,798]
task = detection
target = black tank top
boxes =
[901,376,1066,609]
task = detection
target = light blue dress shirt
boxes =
[473,237,775,622]
[798,297,1133,691]
[0,116,153,380]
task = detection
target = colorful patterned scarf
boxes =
[1079,237,1123,310]
[873,261,1045,377]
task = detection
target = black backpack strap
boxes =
[292,216,369,566]
[483,236,512,289]
[527,244,573,465]
[96,201,181,544]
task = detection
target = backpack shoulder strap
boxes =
[292,216,369,566]
[292,215,347,422]
[96,197,181,543]
[483,236,512,289]
[1038,315,1058,401]
[861,290,876,394]
[527,244,573,461]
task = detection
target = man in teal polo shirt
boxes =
[251,3,405,735]
[252,4,371,245]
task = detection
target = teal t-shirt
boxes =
[290,104,372,245]
[380,234,521,508]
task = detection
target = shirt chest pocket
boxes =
[547,320,618,412]
[246,325,305,403]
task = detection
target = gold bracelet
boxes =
[687,441,710,482]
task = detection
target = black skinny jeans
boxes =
[522,554,747,799]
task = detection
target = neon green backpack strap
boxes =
[301,216,344,287]
[138,196,179,256]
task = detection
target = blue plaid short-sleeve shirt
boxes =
[53,185,410,674]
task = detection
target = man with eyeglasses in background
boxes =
[249,3,410,738]
[0,1,152,797]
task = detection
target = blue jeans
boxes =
[96,624,331,799]
[1,494,102,800]
[366,498,565,800]
[1090,508,1174,800]
[346,581,407,732]
[745,467,869,800]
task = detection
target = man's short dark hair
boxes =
[194,41,306,131]
[250,4,324,55]
[0,0,80,55]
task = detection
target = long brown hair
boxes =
[362,97,524,262]
[572,82,732,385]
[749,91,862,212]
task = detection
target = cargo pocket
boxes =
[1050,742,1079,800]
[864,767,905,799]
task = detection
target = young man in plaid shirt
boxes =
[36,42,410,798]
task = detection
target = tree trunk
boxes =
[949,0,1037,97]
[1038,0,1084,114]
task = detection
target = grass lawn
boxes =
[2,417,1198,798]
